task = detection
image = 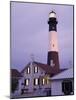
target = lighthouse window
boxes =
[53,44,54,47]
[52,27,55,29]
[50,60,55,67]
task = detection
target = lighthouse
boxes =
[47,11,60,71]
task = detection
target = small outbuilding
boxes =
[11,69,22,97]
[49,67,74,96]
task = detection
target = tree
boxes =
[11,78,19,93]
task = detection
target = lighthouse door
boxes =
[50,60,55,67]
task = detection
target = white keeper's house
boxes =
[18,61,65,97]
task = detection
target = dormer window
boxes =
[27,67,30,74]
[34,66,38,73]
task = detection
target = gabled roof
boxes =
[50,67,73,80]
[11,69,22,78]
[21,61,66,76]
[34,62,63,75]
[21,63,30,73]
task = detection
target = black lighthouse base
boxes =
[47,51,60,71]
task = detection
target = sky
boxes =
[11,2,73,71]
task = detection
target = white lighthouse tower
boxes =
[47,11,60,71]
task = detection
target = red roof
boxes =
[11,69,22,78]
[21,61,66,76]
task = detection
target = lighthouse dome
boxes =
[49,11,56,18]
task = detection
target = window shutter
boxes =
[24,79,26,86]
[34,79,35,85]
[38,78,39,85]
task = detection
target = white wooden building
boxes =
[49,67,74,96]
[17,61,64,97]
[18,61,52,97]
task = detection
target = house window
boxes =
[50,60,55,67]
[34,66,38,73]
[42,78,45,85]
[62,80,73,95]
[24,79,29,86]
[27,67,30,74]
[34,78,39,86]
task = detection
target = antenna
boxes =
[30,54,34,62]
[50,8,56,13]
